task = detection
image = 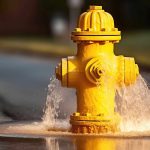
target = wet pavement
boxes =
[0,135,150,150]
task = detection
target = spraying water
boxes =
[116,75,150,132]
[42,76,62,128]
[42,76,73,131]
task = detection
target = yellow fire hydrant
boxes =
[55,6,139,133]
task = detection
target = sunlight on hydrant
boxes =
[55,6,139,133]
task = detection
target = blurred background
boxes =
[0,0,149,122]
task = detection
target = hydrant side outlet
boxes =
[55,5,139,133]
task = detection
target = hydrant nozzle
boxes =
[55,5,139,133]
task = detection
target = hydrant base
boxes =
[71,122,119,134]
[70,113,120,133]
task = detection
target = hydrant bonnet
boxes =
[71,6,121,42]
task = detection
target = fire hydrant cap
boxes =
[71,5,121,42]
